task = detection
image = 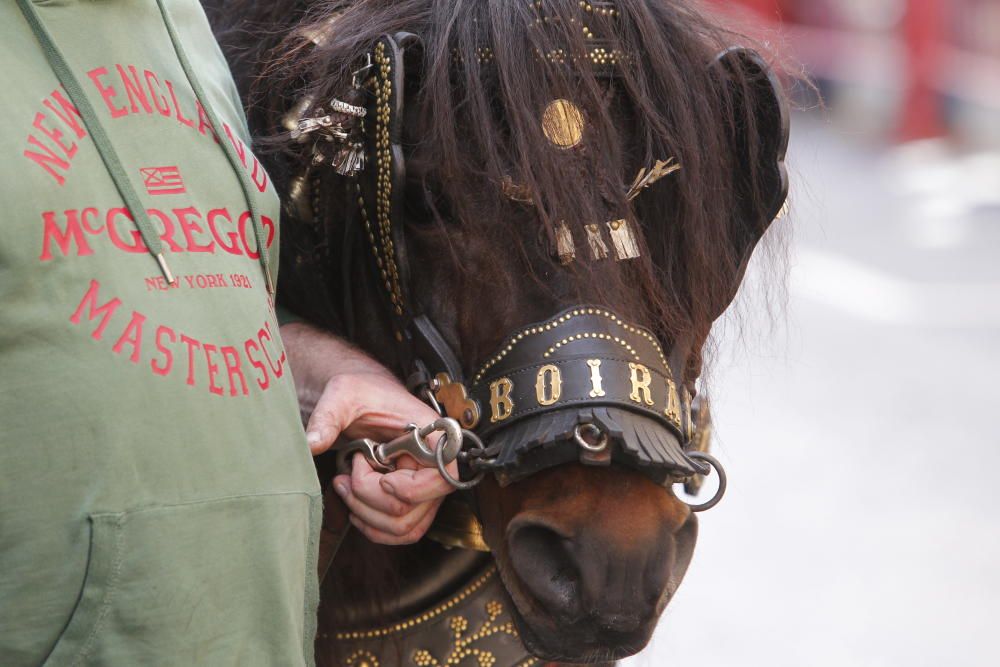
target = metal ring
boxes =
[574,423,608,452]
[436,432,485,490]
[679,451,727,512]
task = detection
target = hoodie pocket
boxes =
[42,493,318,667]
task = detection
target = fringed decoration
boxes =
[555,222,576,265]
[607,218,640,260]
[585,223,609,260]
[333,142,366,176]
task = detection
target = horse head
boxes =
[218,0,788,661]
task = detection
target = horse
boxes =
[206,1,789,664]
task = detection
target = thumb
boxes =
[305,391,352,455]
[305,375,370,454]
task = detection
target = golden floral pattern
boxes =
[336,567,538,667]
[410,598,525,667]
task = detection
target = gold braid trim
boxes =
[373,41,404,317]
[334,567,498,640]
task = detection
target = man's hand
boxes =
[281,321,456,545]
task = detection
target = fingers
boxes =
[348,454,411,516]
[305,427,336,456]
[337,478,437,537]
[303,373,443,455]
[348,500,441,546]
[378,464,458,505]
[332,453,445,544]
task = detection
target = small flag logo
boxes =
[140,166,186,196]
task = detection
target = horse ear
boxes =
[710,47,789,320]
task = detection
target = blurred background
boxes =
[625,1,1000,666]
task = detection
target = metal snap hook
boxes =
[336,417,463,473]
[679,451,727,512]
[574,423,608,453]
[334,438,394,475]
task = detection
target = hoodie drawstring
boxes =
[15,0,177,285]
[152,0,274,295]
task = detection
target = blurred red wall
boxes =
[704,0,1000,143]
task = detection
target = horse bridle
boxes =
[293,29,788,513]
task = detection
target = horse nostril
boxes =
[507,520,582,620]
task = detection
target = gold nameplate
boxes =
[628,362,654,406]
[586,359,606,397]
[664,377,682,427]
[478,358,692,430]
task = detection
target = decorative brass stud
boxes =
[541,99,585,149]
[471,308,671,383]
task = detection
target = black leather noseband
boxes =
[463,306,703,485]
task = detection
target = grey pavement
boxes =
[624,113,1000,667]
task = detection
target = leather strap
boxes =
[359,33,413,351]
[314,451,351,583]
[318,484,351,583]
[412,314,464,383]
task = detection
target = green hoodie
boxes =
[0,1,321,665]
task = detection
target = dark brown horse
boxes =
[207,1,788,664]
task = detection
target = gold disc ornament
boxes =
[541,99,585,148]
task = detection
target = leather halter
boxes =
[342,34,789,489]
[349,34,704,489]
[303,32,787,575]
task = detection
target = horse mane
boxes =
[207,0,785,373]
